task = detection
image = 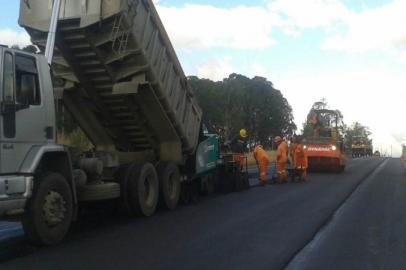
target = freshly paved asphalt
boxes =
[1,157,404,270]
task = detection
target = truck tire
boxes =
[124,163,159,217]
[22,173,73,246]
[156,162,180,210]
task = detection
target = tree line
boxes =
[189,74,296,147]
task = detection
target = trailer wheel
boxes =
[22,173,73,246]
[156,162,180,210]
[125,163,159,217]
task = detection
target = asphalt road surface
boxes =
[1,157,405,270]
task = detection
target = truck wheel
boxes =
[156,162,180,210]
[22,173,73,246]
[125,163,159,217]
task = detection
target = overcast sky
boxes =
[1,0,405,156]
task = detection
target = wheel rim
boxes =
[42,190,67,227]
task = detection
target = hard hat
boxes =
[274,136,282,143]
[240,129,248,138]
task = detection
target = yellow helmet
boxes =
[239,129,248,138]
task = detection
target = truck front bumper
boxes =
[0,176,33,216]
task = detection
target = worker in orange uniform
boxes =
[253,145,270,186]
[274,136,288,184]
[290,136,308,181]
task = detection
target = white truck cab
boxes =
[0,47,63,213]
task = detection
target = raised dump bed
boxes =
[19,0,202,162]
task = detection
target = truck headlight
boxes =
[303,145,307,149]
[331,145,337,151]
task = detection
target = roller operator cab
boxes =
[0,0,224,246]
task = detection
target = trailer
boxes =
[0,0,241,246]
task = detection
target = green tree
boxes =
[344,122,372,150]
[189,74,296,147]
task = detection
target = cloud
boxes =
[268,0,350,34]
[322,0,406,59]
[197,57,234,81]
[156,4,277,50]
[156,0,406,62]
[155,1,350,50]
[0,29,31,48]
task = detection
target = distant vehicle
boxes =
[374,151,381,157]
[302,109,346,172]
[351,136,373,157]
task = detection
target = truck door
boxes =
[0,50,48,173]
